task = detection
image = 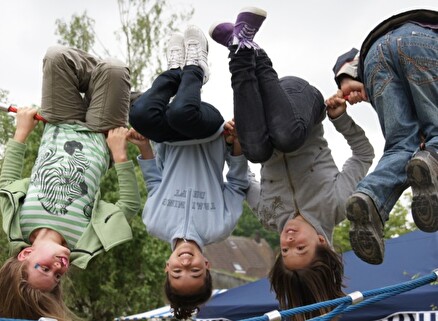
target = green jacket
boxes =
[0,139,141,269]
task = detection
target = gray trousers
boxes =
[40,45,131,132]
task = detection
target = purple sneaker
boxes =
[209,22,234,47]
[234,7,267,50]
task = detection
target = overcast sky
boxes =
[1,0,437,173]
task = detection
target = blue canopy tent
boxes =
[197,230,438,321]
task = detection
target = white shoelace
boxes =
[167,47,184,69]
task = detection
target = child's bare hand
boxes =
[106,127,129,163]
[127,128,154,159]
[14,107,39,143]
[340,77,368,103]
[224,119,235,132]
[345,90,365,104]
[126,128,149,147]
[325,90,347,119]
[224,119,237,144]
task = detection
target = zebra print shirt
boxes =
[20,123,110,249]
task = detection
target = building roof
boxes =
[204,235,275,279]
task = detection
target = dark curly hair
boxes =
[269,244,345,321]
[165,269,213,319]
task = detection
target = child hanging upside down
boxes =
[209,7,374,320]
[331,9,438,265]
[0,45,143,321]
[129,25,249,320]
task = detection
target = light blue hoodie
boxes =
[138,128,249,250]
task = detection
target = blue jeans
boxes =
[358,23,438,220]
[129,65,224,142]
[229,48,325,163]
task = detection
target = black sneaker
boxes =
[346,192,385,265]
[406,148,438,232]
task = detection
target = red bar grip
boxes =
[7,106,47,122]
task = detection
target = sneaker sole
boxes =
[406,157,438,232]
[347,196,384,265]
[239,7,267,18]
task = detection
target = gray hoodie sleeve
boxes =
[138,157,162,197]
[223,153,249,225]
[330,112,375,224]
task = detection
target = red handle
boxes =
[7,106,47,122]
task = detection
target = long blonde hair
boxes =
[0,256,78,321]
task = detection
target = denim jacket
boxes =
[333,9,438,84]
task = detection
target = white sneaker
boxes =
[166,32,185,70]
[184,25,209,84]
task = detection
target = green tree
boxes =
[0,90,13,265]
[232,203,279,251]
[0,90,15,160]
[55,12,96,54]
[116,0,193,89]
[55,0,193,91]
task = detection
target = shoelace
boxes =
[185,40,209,84]
[236,24,260,52]
[168,47,184,69]
[185,41,207,66]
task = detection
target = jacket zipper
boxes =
[0,189,17,214]
[0,189,19,242]
[183,188,192,238]
[282,154,300,213]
